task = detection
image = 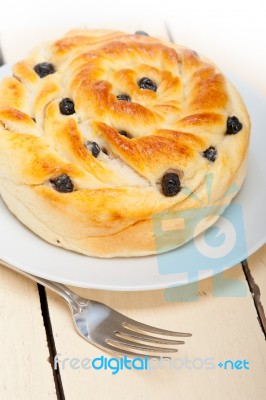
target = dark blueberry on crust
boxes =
[135,31,149,36]
[118,130,132,138]
[59,98,75,115]
[226,116,243,135]
[34,62,55,78]
[50,174,74,193]
[203,146,217,162]
[161,173,181,197]
[138,77,157,92]
[84,141,101,158]
[116,94,131,102]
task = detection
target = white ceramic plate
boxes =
[0,64,266,290]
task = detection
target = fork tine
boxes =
[115,330,185,345]
[106,338,178,354]
[122,318,192,337]
[98,341,167,359]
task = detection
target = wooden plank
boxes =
[46,264,266,400]
[0,264,57,399]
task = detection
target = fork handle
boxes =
[0,259,83,311]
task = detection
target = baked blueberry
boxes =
[116,94,131,102]
[84,141,101,158]
[161,173,181,197]
[118,130,132,138]
[59,98,75,115]
[203,146,217,162]
[135,31,149,36]
[138,77,157,92]
[226,116,242,135]
[34,62,55,78]
[50,174,74,193]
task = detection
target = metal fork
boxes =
[2,260,191,357]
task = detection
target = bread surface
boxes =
[0,29,250,257]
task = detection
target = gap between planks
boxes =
[38,284,66,400]
[242,260,266,338]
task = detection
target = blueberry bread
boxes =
[0,29,250,257]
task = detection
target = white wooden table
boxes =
[1,250,266,400]
[0,2,266,398]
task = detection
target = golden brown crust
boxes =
[0,29,250,257]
